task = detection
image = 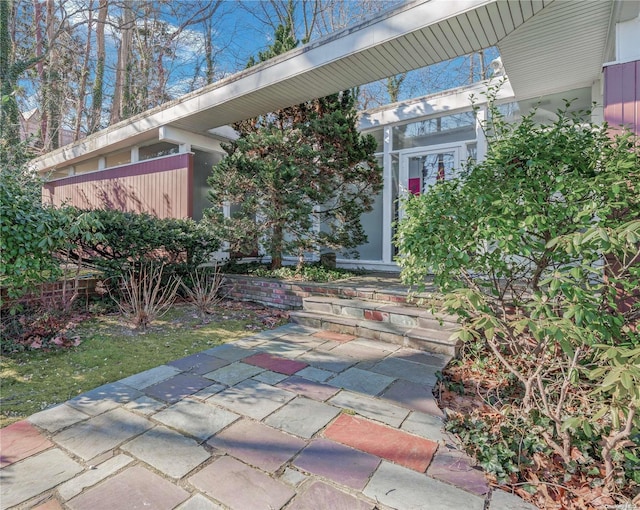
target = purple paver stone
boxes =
[189,456,295,510]
[207,419,306,472]
[427,447,489,495]
[287,481,374,510]
[293,439,380,490]
[276,375,340,401]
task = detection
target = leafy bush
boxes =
[65,209,220,282]
[396,89,639,502]
[0,143,103,304]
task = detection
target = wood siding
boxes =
[43,153,193,219]
[604,60,640,134]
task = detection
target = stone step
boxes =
[289,310,460,357]
[302,296,459,330]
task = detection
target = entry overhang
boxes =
[32,0,553,173]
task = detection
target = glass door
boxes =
[403,148,459,198]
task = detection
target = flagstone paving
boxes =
[1,323,536,510]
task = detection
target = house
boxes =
[31,0,640,271]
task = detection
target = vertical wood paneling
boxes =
[45,154,192,218]
[604,61,640,134]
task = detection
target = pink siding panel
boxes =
[604,61,640,134]
[43,153,194,219]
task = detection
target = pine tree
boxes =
[207,19,382,269]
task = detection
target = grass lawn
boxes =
[0,302,286,427]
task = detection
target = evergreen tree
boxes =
[207,19,382,269]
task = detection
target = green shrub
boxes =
[66,209,220,283]
[396,88,639,498]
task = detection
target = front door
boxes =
[402,147,459,199]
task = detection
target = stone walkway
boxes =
[1,323,535,510]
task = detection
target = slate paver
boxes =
[363,461,485,510]
[192,383,227,400]
[118,365,182,390]
[182,355,232,376]
[295,366,333,382]
[243,352,308,375]
[489,490,539,510]
[350,337,400,352]
[371,357,440,386]
[293,439,380,490]
[124,396,165,415]
[0,448,83,508]
[381,379,444,417]
[189,456,295,510]
[265,397,340,438]
[144,373,213,404]
[167,353,224,372]
[33,498,64,510]
[207,419,305,472]
[67,466,189,510]
[153,398,239,441]
[66,382,142,416]
[58,454,134,500]
[203,344,256,361]
[427,447,489,496]
[280,468,307,487]
[252,340,310,358]
[400,411,446,442]
[252,370,289,385]
[0,420,53,467]
[330,341,394,361]
[210,379,296,420]
[312,331,356,343]
[175,494,224,510]
[28,404,90,433]
[324,414,438,472]
[52,407,153,461]
[122,426,210,479]
[329,390,410,427]
[287,481,374,510]
[327,367,395,396]
[296,350,357,373]
[392,349,449,368]
[204,361,264,386]
[276,375,340,401]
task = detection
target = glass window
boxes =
[353,155,384,260]
[392,111,475,150]
[106,150,131,168]
[364,129,384,153]
[74,159,99,174]
[139,142,178,161]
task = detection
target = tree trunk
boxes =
[89,0,107,133]
[74,0,93,140]
[110,0,133,124]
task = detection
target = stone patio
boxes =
[1,323,537,510]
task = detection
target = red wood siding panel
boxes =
[42,153,193,219]
[604,60,640,134]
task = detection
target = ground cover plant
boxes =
[224,260,359,283]
[397,89,639,508]
[0,301,288,427]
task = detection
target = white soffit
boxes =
[498,0,615,100]
[34,0,552,171]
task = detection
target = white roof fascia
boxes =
[32,0,511,173]
[359,79,514,130]
[159,126,225,153]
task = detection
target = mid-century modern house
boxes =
[31,0,640,271]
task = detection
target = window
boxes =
[392,111,475,150]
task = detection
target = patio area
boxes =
[1,316,535,510]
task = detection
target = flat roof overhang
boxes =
[33,0,636,173]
